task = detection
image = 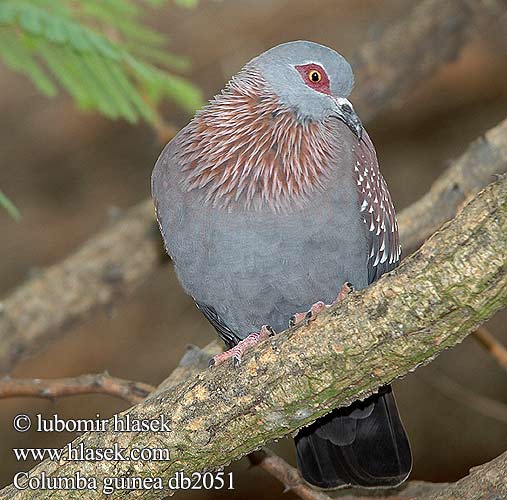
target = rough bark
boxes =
[2,176,506,500]
[2,0,506,374]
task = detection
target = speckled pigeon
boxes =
[152,40,412,489]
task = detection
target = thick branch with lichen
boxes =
[2,175,506,500]
[2,0,506,374]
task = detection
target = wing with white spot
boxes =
[353,132,401,284]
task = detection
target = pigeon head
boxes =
[176,41,363,211]
[251,41,361,137]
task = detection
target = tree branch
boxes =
[398,118,507,254]
[3,341,505,499]
[248,449,334,500]
[2,0,506,374]
[0,199,163,373]
[2,174,506,499]
[420,370,507,424]
[353,0,507,119]
[1,349,333,500]
[422,451,507,500]
[472,326,507,374]
[0,374,155,405]
[352,0,470,119]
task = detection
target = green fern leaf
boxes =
[0,30,57,96]
[0,0,203,124]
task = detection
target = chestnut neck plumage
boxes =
[175,66,338,212]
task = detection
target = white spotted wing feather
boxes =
[353,132,401,283]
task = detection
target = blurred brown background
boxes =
[1,0,507,498]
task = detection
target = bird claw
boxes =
[336,281,354,301]
[209,325,275,368]
[289,312,308,327]
[304,301,327,323]
[288,282,354,327]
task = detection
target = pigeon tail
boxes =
[295,385,412,489]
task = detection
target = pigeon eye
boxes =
[295,63,330,94]
[308,70,322,82]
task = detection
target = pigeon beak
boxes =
[331,97,363,141]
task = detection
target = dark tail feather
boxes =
[295,385,412,489]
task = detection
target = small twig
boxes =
[420,371,507,424]
[248,449,332,500]
[152,108,179,146]
[142,92,179,146]
[472,326,507,374]
[0,373,156,405]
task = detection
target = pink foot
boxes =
[289,282,354,327]
[335,281,354,302]
[209,325,276,368]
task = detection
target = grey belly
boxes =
[169,188,369,338]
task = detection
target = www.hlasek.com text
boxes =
[14,441,171,462]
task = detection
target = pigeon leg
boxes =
[209,325,276,368]
[289,282,354,327]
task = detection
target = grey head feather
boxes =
[250,40,355,122]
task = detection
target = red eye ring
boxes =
[295,63,331,95]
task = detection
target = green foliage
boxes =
[174,0,199,7]
[0,0,203,217]
[0,0,203,123]
[0,189,21,221]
